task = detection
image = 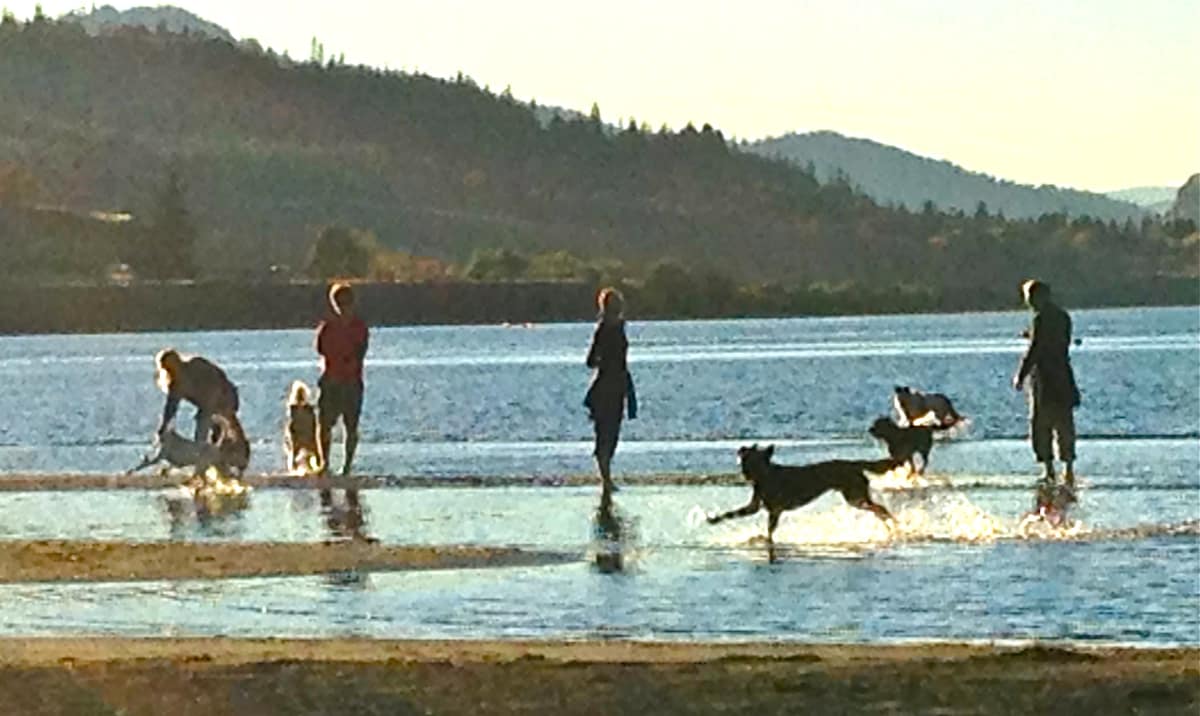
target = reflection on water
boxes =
[591,493,635,574]
[162,487,251,540]
[319,488,373,543]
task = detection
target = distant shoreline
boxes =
[0,279,1194,335]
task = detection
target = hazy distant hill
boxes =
[1106,186,1177,208]
[746,131,1144,222]
[61,4,235,42]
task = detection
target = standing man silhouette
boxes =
[1013,279,1080,490]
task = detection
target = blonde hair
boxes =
[1022,279,1050,304]
[288,380,312,406]
[329,282,355,313]
[155,348,181,394]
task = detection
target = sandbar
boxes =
[0,540,574,582]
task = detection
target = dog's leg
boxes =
[707,497,762,525]
[766,510,781,542]
[126,456,157,475]
[858,499,894,524]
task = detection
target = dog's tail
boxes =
[288,380,312,407]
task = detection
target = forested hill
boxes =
[61,4,235,42]
[746,131,1145,222]
[0,15,1193,309]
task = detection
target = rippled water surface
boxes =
[0,307,1195,643]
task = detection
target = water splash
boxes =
[870,464,955,491]
[700,487,1103,552]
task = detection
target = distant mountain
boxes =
[1105,186,1178,208]
[61,4,235,43]
[1168,174,1199,225]
[746,131,1145,222]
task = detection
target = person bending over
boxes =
[155,348,240,444]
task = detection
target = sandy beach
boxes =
[0,540,573,582]
[0,638,1191,714]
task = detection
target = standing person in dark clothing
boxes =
[316,283,369,477]
[1013,280,1080,489]
[584,287,637,499]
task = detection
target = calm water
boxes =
[0,307,1196,644]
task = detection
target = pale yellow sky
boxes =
[11,0,1199,192]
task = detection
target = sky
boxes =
[8,0,1198,192]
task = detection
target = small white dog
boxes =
[285,380,322,475]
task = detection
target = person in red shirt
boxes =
[315,283,369,476]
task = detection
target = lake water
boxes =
[0,307,1196,644]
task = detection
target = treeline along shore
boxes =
[0,277,1194,335]
[0,281,595,334]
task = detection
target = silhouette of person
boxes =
[1013,280,1080,489]
[155,348,241,444]
[316,283,369,477]
[584,287,636,499]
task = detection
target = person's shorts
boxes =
[318,378,363,429]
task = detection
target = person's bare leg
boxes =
[342,427,358,477]
[1059,406,1077,492]
[596,454,613,497]
[316,418,333,477]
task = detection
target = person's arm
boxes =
[585,324,602,368]
[158,392,181,434]
[358,324,369,362]
[1014,314,1043,389]
[315,322,327,356]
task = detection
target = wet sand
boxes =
[0,472,739,491]
[0,540,574,582]
[0,638,1193,714]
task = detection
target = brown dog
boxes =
[707,445,897,555]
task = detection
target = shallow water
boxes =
[0,481,1195,644]
[0,307,1195,475]
[0,307,1195,644]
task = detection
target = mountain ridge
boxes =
[745,130,1145,222]
[60,4,235,42]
